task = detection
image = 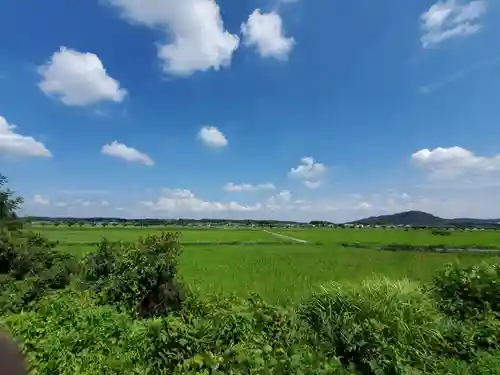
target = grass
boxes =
[179,244,492,304]
[277,228,500,247]
[31,226,282,244]
[28,225,500,304]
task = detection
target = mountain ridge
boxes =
[348,210,500,227]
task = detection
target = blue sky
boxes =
[0,0,499,222]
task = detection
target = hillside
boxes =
[349,210,500,227]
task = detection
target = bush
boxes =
[299,278,445,374]
[1,290,352,375]
[24,231,58,249]
[438,313,500,361]
[0,230,78,314]
[1,291,152,375]
[83,232,185,317]
[432,230,452,236]
[432,260,500,319]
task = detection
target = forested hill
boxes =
[349,210,500,228]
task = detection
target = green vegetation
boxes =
[2,174,500,373]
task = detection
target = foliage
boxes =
[432,230,452,236]
[0,230,77,314]
[1,291,152,375]
[83,232,185,317]
[1,290,354,375]
[438,312,500,361]
[0,174,23,232]
[299,278,445,374]
[432,260,500,319]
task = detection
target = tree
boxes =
[112,222,118,228]
[0,174,23,232]
[78,222,85,228]
[54,222,61,228]
[101,223,108,228]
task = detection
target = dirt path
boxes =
[263,230,308,243]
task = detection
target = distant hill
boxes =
[348,211,500,228]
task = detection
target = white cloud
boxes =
[241,9,294,60]
[37,47,127,106]
[353,202,372,211]
[303,181,321,189]
[224,182,276,192]
[101,141,154,166]
[198,126,228,148]
[106,0,239,76]
[412,146,500,181]
[420,0,486,47]
[266,190,292,210]
[100,200,110,207]
[0,116,52,158]
[33,195,50,205]
[142,188,261,213]
[288,157,327,180]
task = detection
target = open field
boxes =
[29,225,499,304]
[31,226,283,244]
[276,227,500,247]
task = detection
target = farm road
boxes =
[263,230,308,243]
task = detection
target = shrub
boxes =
[1,290,352,375]
[1,291,152,375]
[432,230,452,236]
[83,232,185,317]
[432,260,500,319]
[24,231,58,249]
[0,229,77,314]
[299,278,444,374]
[438,313,500,361]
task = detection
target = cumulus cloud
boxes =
[33,195,50,205]
[265,190,292,210]
[224,182,276,192]
[106,0,239,76]
[412,146,500,182]
[101,141,154,166]
[37,47,127,106]
[198,126,228,148]
[141,188,261,213]
[0,116,52,158]
[420,0,486,47]
[288,157,327,180]
[241,9,294,60]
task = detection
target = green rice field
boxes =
[30,225,500,304]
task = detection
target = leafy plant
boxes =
[432,260,500,319]
[83,232,185,317]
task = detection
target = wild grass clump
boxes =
[299,278,444,374]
